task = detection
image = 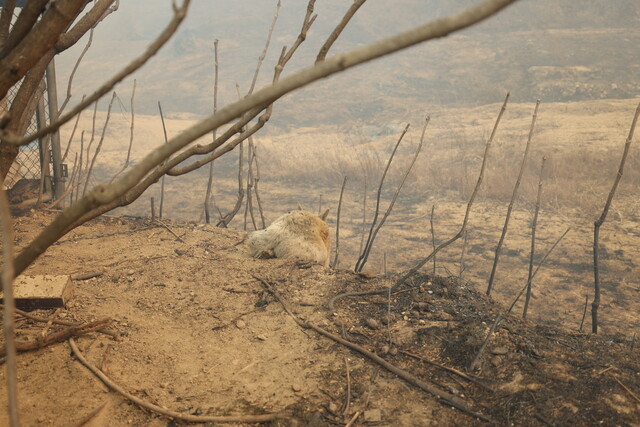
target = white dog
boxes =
[246,209,330,267]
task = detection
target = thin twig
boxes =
[523,155,546,319]
[71,401,108,427]
[68,338,288,423]
[468,313,503,372]
[316,0,367,62]
[154,218,185,243]
[59,28,94,115]
[592,101,640,333]
[610,375,640,404]
[248,0,281,95]
[204,39,219,224]
[110,79,137,183]
[83,91,117,196]
[0,171,19,425]
[579,294,589,332]
[341,356,352,415]
[394,93,510,292]
[399,349,495,392]
[487,99,539,296]
[157,101,170,219]
[430,204,437,274]
[355,123,410,272]
[61,94,85,164]
[507,227,572,314]
[332,175,348,269]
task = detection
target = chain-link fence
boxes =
[1,79,49,190]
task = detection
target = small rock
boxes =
[292,383,303,392]
[380,344,390,355]
[415,302,430,311]
[365,318,380,329]
[389,347,398,356]
[174,249,186,256]
[492,346,509,355]
[127,269,135,276]
[235,320,246,329]
[364,409,382,423]
[439,312,454,321]
[255,334,267,341]
[327,402,340,415]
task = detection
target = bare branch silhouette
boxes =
[204,39,219,224]
[332,175,348,269]
[316,0,367,63]
[394,93,510,291]
[110,80,136,183]
[0,183,18,425]
[523,155,547,319]
[11,0,519,286]
[58,28,94,115]
[507,227,571,314]
[83,92,116,196]
[486,99,540,296]
[2,0,189,148]
[157,101,169,219]
[355,123,410,272]
[592,101,640,333]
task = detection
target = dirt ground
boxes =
[1,210,639,426]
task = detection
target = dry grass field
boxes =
[54,97,640,337]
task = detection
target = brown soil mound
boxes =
[1,211,638,426]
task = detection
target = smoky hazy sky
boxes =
[55,1,639,125]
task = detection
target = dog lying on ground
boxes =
[246,208,330,267]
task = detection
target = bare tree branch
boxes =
[355,123,410,271]
[58,28,94,115]
[0,0,17,51]
[83,92,116,196]
[0,0,89,98]
[316,0,367,62]
[0,0,48,57]
[109,80,136,183]
[2,0,189,147]
[486,99,540,296]
[11,0,519,281]
[523,155,546,319]
[592,101,640,333]
[395,92,510,291]
[0,184,19,426]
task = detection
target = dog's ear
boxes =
[320,209,330,221]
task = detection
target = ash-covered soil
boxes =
[1,211,639,426]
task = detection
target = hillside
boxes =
[1,211,638,425]
[55,0,640,124]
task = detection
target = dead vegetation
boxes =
[1,211,638,425]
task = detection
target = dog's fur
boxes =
[246,209,330,267]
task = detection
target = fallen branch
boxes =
[154,218,185,243]
[255,276,491,422]
[399,349,495,392]
[468,313,503,372]
[3,305,118,339]
[1,318,112,357]
[68,338,287,423]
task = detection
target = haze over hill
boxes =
[56,0,640,128]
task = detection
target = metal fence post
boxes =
[45,58,65,205]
